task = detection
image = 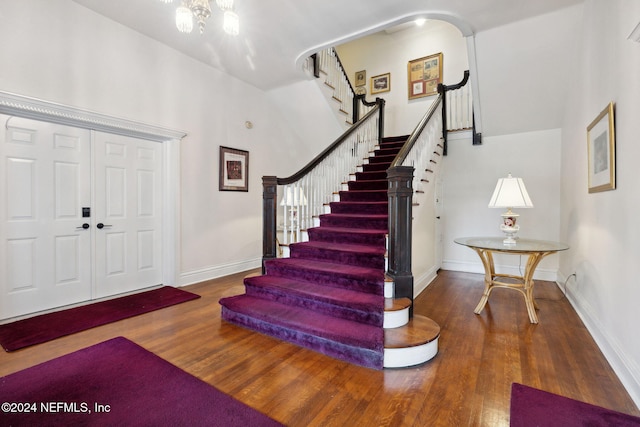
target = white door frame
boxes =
[0,90,185,288]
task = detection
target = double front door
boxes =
[0,115,163,320]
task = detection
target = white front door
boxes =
[0,118,164,320]
[93,132,163,298]
[0,115,92,319]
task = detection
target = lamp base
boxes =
[500,224,519,245]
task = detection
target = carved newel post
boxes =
[262,176,278,273]
[387,166,414,316]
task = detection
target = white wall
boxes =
[559,0,640,406]
[0,0,327,284]
[441,129,562,279]
[335,20,469,136]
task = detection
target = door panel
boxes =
[94,132,163,298]
[0,115,92,319]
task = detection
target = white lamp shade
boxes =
[488,174,533,208]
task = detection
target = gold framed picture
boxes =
[408,53,443,100]
[370,73,390,94]
[587,102,616,193]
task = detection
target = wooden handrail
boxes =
[390,94,443,168]
[276,98,384,185]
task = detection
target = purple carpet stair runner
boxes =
[219,136,408,369]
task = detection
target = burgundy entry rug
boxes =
[0,286,200,352]
[0,337,283,426]
[510,383,640,426]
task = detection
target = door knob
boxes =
[75,223,90,230]
[96,223,112,229]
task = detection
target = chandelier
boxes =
[160,0,239,35]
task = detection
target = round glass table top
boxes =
[454,237,569,252]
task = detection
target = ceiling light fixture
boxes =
[161,0,239,35]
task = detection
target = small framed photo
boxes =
[219,146,249,192]
[408,53,443,100]
[587,102,615,193]
[355,70,366,87]
[371,73,390,94]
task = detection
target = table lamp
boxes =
[488,173,533,244]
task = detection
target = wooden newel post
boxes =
[387,166,414,316]
[262,176,278,273]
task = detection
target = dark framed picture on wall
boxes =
[407,52,443,100]
[219,146,249,192]
[587,102,615,193]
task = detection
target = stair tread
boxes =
[246,275,383,309]
[291,240,386,256]
[266,257,383,280]
[320,213,388,219]
[384,297,412,311]
[221,295,383,350]
[384,315,441,349]
[308,226,387,235]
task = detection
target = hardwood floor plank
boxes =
[1,269,638,426]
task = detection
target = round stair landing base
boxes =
[383,314,440,368]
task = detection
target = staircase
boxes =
[219,136,440,369]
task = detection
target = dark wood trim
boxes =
[386,166,414,316]
[262,176,278,273]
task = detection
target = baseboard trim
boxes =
[556,272,640,408]
[414,267,438,298]
[179,258,261,287]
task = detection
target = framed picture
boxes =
[219,146,249,192]
[371,73,390,94]
[587,102,615,193]
[355,70,366,87]
[408,53,443,100]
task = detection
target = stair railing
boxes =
[440,70,482,154]
[387,93,445,314]
[309,48,376,125]
[262,98,385,270]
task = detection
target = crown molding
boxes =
[0,90,186,142]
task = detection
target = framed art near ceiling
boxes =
[408,53,443,100]
[219,146,249,192]
[371,73,390,94]
[587,102,615,193]
[355,70,366,87]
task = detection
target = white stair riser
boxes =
[384,280,394,298]
[384,307,409,329]
[384,338,438,368]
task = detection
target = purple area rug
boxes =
[0,287,200,352]
[0,337,282,426]
[510,383,640,426]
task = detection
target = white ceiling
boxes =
[72,0,584,91]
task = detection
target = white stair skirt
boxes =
[384,338,439,368]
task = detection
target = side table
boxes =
[454,237,569,324]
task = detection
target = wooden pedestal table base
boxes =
[454,237,569,324]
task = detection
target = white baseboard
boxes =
[179,258,261,287]
[414,267,439,298]
[441,259,559,281]
[556,273,640,408]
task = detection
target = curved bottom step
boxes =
[384,314,440,368]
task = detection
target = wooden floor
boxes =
[1,269,638,426]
